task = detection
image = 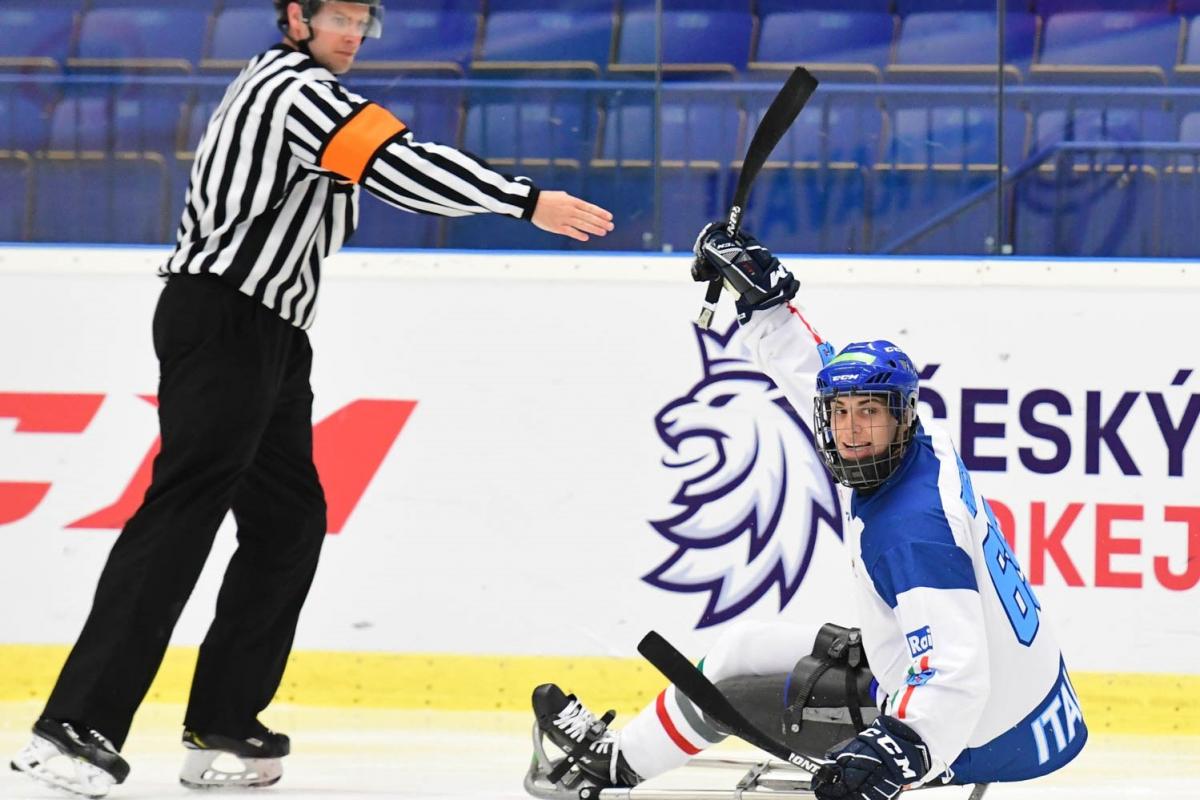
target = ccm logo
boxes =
[0,393,417,534]
[906,626,933,657]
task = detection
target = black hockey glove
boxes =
[691,222,799,324]
[811,715,932,800]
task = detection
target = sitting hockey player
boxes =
[528,224,1087,800]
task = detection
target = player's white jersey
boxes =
[740,304,1086,784]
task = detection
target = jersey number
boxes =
[958,453,1040,646]
[982,499,1041,646]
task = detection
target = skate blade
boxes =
[11,734,116,799]
[180,748,283,791]
[525,721,608,800]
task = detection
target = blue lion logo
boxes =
[644,321,843,628]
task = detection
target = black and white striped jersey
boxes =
[163,44,540,329]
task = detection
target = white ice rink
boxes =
[1,702,1196,800]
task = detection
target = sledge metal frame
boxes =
[525,723,989,800]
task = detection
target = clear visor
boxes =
[309,2,384,39]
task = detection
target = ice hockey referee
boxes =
[10,1,614,796]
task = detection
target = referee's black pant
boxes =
[43,275,328,750]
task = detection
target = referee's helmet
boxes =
[274,0,385,39]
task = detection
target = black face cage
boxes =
[812,390,918,491]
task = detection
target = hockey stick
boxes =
[637,631,993,800]
[695,67,819,330]
[637,630,831,775]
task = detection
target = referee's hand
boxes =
[531,191,615,242]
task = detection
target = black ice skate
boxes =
[525,684,641,800]
[9,717,130,799]
[179,722,289,790]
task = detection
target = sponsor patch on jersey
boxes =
[906,625,933,657]
[906,666,937,687]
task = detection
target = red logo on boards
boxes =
[0,392,416,533]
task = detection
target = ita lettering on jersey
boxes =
[906,625,933,657]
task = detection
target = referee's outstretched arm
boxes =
[286,79,614,243]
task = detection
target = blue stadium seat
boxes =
[348,193,444,249]
[1174,16,1200,83]
[891,10,1037,83]
[1181,111,1200,142]
[759,0,889,12]
[614,0,753,79]
[580,163,656,249]
[1025,104,1170,257]
[88,0,214,8]
[599,93,740,163]
[887,188,1003,255]
[896,0,1028,10]
[738,165,870,253]
[354,0,479,75]
[585,90,740,251]
[1035,0,1168,14]
[1033,11,1182,85]
[871,102,1025,253]
[659,164,735,249]
[885,106,1028,166]
[739,97,880,251]
[1158,111,1200,256]
[870,165,998,253]
[32,153,170,243]
[580,161,730,250]
[203,7,279,71]
[0,1,79,72]
[752,1,895,83]
[0,152,32,242]
[367,85,464,146]
[181,99,221,152]
[463,89,598,164]
[72,2,211,73]
[166,154,195,244]
[0,92,54,152]
[1032,107,1174,152]
[48,90,186,153]
[473,0,614,77]
[1013,162,1158,256]
[743,97,884,167]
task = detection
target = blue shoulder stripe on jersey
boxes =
[868,541,978,608]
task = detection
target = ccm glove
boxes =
[811,715,932,800]
[691,222,799,323]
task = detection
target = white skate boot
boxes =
[179,723,288,790]
[10,717,130,799]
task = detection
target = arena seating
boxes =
[615,0,754,79]
[752,0,894,84]
[1,0,1199,254]
[472,0,615,78]
[353,0,478,75]
[203,5,279,71]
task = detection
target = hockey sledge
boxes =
[524,723,990,800]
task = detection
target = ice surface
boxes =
[1,702,1196,799]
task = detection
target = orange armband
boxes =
[319,103,407,183]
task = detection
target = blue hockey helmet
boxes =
[813,341,920,490]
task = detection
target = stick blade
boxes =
[731,66,820,220]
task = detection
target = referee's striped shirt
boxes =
[163,44,540,329]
